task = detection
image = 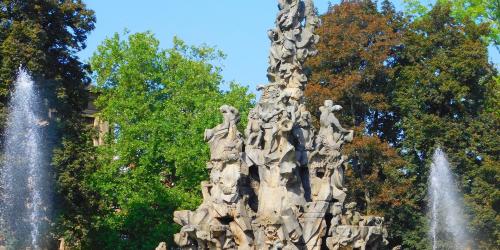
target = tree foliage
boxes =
[306,0,399,132]
[52,129,100,248]
[86,32,254,249]
[305,1,421,248]
[395,2,499,248]
[306,0,499,249]
[404,0,500,51]
[0,0,96,248]
[0,0,95,115]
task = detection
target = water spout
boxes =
[428,148,470,250]
[0,68,50,249]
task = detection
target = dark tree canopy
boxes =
[305,1,420,248]
[306,0,399,132]
[395,2,499,248]
[0,0,95,111]
[306,1,499,249]
[0,0,96,248]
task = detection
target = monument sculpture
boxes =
[173,0,388,249]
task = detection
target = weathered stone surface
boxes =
[155,242,167,250]
[173,1,388,249]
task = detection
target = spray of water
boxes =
[0,68,50,249]
[429,148,470,250]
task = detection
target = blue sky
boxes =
[78,0,499,94]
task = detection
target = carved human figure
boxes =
[204,105,244,206]
[316,100,353,155]
[302,201,329,250]
[311,100,353,204]
[204,105,243,162]
[210,161,240,205]
[175,105,255,249]
[329,202,343,231]
[296,0,319,60]
[268,0,318,93]
[293,107,314,166]
[245,108,263,149]
[342,202,361,226]
[328,155,348,204]
[267,92,294,154]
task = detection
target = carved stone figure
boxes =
[174,105,253,249]
[268,0,319,101]
[155,242,167,250]
[245,108,263,149]
[293,105,314,166]
[173,1,388,249]
[308,100,354,205]
[204,105,243,162]
[267,92,294,155]
[316,100,353,154]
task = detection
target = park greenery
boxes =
[307,1,498,248]
[86,32,254,249]
[0,0,497,249]
[404,0,500,51]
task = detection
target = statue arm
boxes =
[244,122,253,137]
[263,107,280,122]
[331,115,350,133]
[204,128,214,142]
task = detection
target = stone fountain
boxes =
[173,1,388,249]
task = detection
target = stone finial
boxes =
[268,0,320,100]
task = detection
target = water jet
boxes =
[428,148,470,250]
[0,68,51,249]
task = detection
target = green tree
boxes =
[52,129,100,248]
[305,1,421,248]
[88,32,254,249]
[404,0,500,51]
[0,0,96,248]
[0,0,95,117]
[395,2,499,248]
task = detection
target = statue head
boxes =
[249,108,259,119]
[324,100,343,111]
[264,224,279,241]
[324,100,334,107]
[345,202,357,211]
[331,202,343,216]
[220,105,240,124]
